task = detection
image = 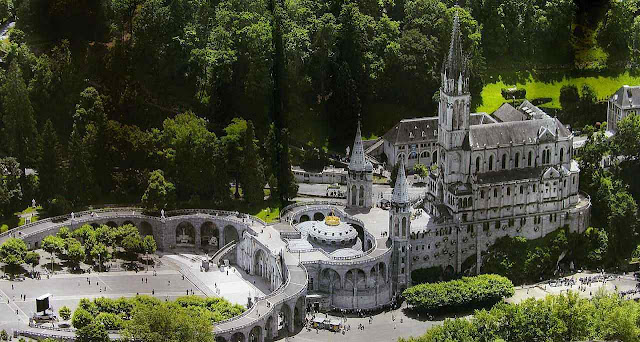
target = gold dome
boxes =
[324,211,341,226]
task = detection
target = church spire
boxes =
[392,159,409,204]
[349,119,366,171]
[442,8,469,95]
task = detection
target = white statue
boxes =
[32,199,36,208]
[161,209,165,219]
[70,212,74,220]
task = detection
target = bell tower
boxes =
[438,10,471,184]
[389,160,411,294]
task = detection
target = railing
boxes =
[0,207,143,239]
[280,201,343,219]
[166,209,267,226]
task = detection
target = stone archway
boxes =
[345,268,366,290]
[176,222,196,246]
[106,221,117,228]
[230,332,245,342]
[200,222,219,250]
[378,262,387,282]
[444,265,455,277]
[248,325,262,342]
[299,214,310,223]
[224,225,239,244]
[253,248,267,278]
[278,303,292,335]
[215,336,228,342]
[265,315,275,342]
[320,268,341,291]
[313,212,325,221]
[140,221,153,237]
[123,220,135,227]
[294,296,305,331]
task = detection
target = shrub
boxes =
[403,274,514,312]
[59,306,71,321]
[501,87,526,100]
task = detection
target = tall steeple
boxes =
[349,119,366,172]
[392,160,409,204]
[441,10,469,96]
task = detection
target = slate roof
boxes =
[382,117,438,145]
[493,103,527,122]
[470,113,497,125]
[611,85,640,109]
[475,166,547,184]
[517,100,550,120]
[469,118,571,148]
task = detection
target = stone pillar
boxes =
[195,225,202,249]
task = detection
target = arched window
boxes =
[402,217,407,237]
[528,151,532,167]
[489,155,493,171]
[515,152,520,168]
[351,185,357,206]
[494,188,497,197]
[358,186,365,206]
[394,218,399,236]
[433,151,438,164]
[520,185,523,194]
[501,154,507,169]
[480,190,484,199]
[560,148,564,162]
[507,187,511,196]
[476,156,481,173]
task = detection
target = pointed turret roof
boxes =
[442,9,468,82]
[349,120,366,172]
[392,160,410,204]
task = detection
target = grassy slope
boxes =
[477,71,640,114]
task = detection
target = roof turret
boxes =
[392,160,410,204]
[349,120,366,172]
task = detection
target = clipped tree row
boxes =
[403,274,514,312]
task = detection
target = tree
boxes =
[59,306,71,321]
[612,114,640,163]
[71,308,94,329]
[1,60,38,167]
[42,235,64,271]
[24,251,40,273]
[76,322,110,342]
[90,243,111,271]
[413,163,429,181]
[121,303,215,342]
[240,121,266,205]
[0,238,27,268]
[94,312,122,330]
[142,235,156,270]
[57,226,71,239]
[0,157,23,218]
[37,119,64,203]
[141,170,176,212]
[65,238,86,269]
[390,162,401,188]
[121,233,142,261]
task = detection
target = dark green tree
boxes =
[141,170,176,212]
[240,121,266,205]
[1,61,37,166]
[37,119,64,203]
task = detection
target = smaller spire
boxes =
[349,118,366,171]
[392,159,409,204]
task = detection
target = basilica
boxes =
[365,13,591,275]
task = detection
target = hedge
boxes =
[403,274,514,312]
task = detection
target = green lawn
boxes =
[254,206,280,223]
[477,71,640,114]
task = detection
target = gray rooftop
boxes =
[382,117,439,145]
[493,103,527,122]
[469,118,571,148]
[611,85,640,109]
